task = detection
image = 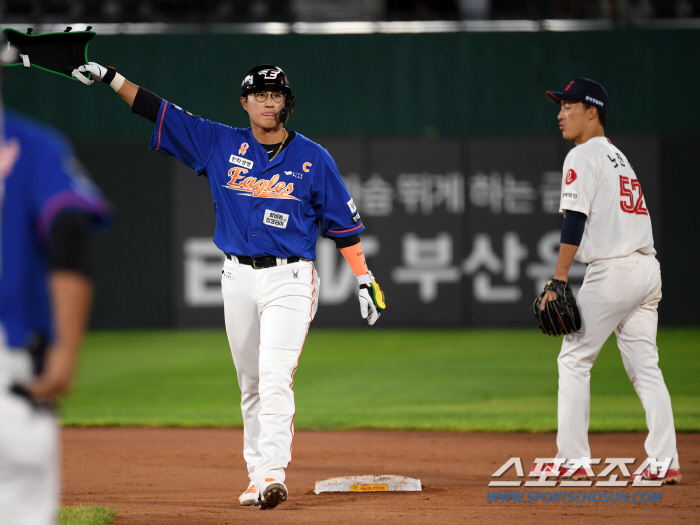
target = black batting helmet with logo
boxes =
[240,64,295,123]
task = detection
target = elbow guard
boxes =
[132,87,163,123]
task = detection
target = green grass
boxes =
[61,328,700,432]
[59,506,115,525]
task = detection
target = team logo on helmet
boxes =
[241,74,253,87]
[239,142,250,155]
[258,68,281,79]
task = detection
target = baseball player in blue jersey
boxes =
[0,61,111,524]
[76,61,386,509]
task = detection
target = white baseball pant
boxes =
[556,252,679,468]
[221,257,319,495]
[0,345,59,525]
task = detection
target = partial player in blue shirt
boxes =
[0,111,111,356]
[77,61,385,510]
[0,88,111,523]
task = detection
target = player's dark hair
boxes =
[583,103,607,128]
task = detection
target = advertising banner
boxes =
[171,135,659,328]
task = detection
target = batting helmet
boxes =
[240,64,295,124]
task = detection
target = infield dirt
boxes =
[63,428,698,524]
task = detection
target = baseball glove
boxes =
[531,279,581,336]
[2,27,96,84]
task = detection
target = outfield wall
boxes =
[4,28,699,137]
[3,28,696,327]
[169,134,661,328]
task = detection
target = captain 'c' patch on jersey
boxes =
[303,162,312,172]
[239,142,249,155]
[224,167,300,201]
[566,169,577,185]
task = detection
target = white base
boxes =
[314,475,422,494]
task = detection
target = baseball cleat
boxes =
[630,468,681,484]
[258,482,288,510]
[530,463,589,480]
[239,482,257,506]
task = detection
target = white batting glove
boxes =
[358,272,386,326]
[77,62,108,81]
[76,62,125,91]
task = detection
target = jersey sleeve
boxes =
[560,148,597,216]
[30,133,112,243]
[311,150,365,238]
[149,99,218,174]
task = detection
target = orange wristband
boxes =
[340,242,368,277]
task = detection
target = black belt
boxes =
[9,383,56,413]
[226,254,301,269]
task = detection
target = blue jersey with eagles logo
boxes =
[150,100,363,259]
[0,110,111,351]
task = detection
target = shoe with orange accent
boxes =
[529,463,589,480]
[239,482,257,506]
[630,468,681,484]
[258,478,288,510]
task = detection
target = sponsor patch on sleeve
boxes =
[347,199,357,213]
[263,209,289,229]
[171,104,196,118]
[352,212,361,224]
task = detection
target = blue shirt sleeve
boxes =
[149,99,218,174]
[30,133,112,242]
[311,150,365,238]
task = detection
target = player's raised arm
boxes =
[78,63,166,126]
[78,61,216,174]
[78,62,170,122]
[78,62,138,107]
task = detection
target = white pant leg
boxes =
[0,348,58,525]
[615,256,679,468]
[254,261,319,489]
[556,258,640,463]
[221,258,262,481]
